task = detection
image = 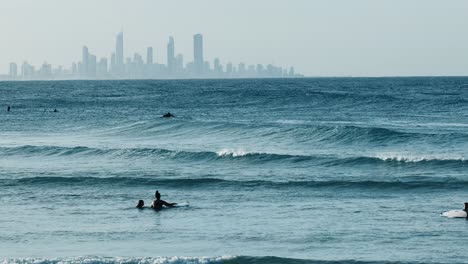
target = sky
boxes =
[1,0,468,77]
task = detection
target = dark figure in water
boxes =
[53,109,58,113]
[162,112,175,118]
[464,203,468,213]
[136,200,145,209]
[7,105,10,112]
[151,190,177,210]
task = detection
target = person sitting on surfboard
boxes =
[151,190,177,210]
[464,202,468,213]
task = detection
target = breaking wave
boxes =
[0,145,465,169]
[0,256,434,264]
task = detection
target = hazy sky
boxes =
[1,0,468,76]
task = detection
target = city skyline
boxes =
[1,1,468,77]
[2,32,299,81]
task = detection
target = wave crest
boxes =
[3,176,467,190]
[0,145,466,169]
[216,148,249,157]
[2,256,232,264]
[0,256,433,264]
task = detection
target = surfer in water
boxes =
[7,105,10,112]
[162,112,175,118]
[136,200,145,209]
[464,202,468,213]
[151,190,177,210]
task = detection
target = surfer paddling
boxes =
[162,112,175,118]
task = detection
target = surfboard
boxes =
[441,210,467,218]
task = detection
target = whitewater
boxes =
[0,78,467,264]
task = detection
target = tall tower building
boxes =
[88,54,97,78]
[147,47,153,65]
[110,53,116,71]
[226,62,233,77]
[193,34,204,75]
[9,63,18,79]
[72,62,78,77]
[289,67,295,77]
[176,54,184,73]
[21,61,34,80]
[167,37,175,75]
[97,58,108,77]
[115,32,124,75]
[82,46,89,79]
[214,58,221,76]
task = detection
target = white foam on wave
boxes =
[275,119,308,125]
[374,152,465,163]
[1,256,234,264]
[216,148,249,157]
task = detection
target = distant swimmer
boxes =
[136,200,145,209]
[53,109,58,113]
[162,112,175,118]
[7,105,10,112]
[151,190,177,210]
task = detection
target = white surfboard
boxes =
[441,210,467,218]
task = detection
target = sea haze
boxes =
[0,78,467,264]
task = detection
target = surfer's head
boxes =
[136,200,144,208]
[155,191,161,200]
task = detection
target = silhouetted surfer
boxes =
[464,203,468,214]
[151,190,177,210]
[53,109,58,113]
[162,112,175,118]
[136,200,145,209]
[7,105,10,112]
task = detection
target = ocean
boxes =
[0,78,467,264]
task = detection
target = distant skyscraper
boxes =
[97,58,108,77]
[147,47,153,65]
[204,61,210,74]
[82,46,89,78]
[176,54,184,73]
[193,34,204,75]
[256,64,264,76]
[133,53,144,77]
[9,63,18,79]
[88,54,97,78]
[289,67,295,77]
[167,37,175,75]
[39,62,52,79]
[214,58,221,76]
[21,61,34,79]
[238,63,246,76]
[72,62,78,77]
[115,32,125,75]
[77,62,82,78]
[248,65,256,75]
[110,53,116,71]
[226,62,233,77]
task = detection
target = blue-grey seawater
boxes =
[0,78,467,264]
